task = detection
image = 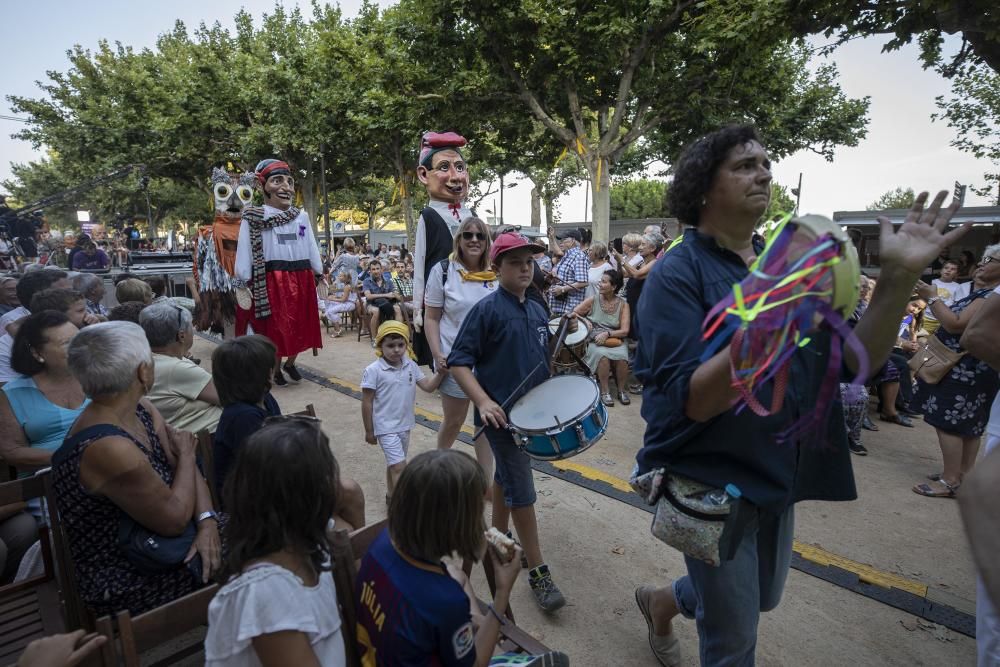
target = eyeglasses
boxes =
[461,231,486,241]
[979,256,999,267]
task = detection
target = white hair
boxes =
[139,301,193,347]
[642,232,666,253]
[68,321,153,397]
[983,244,1000,261]
[72,273,103,298]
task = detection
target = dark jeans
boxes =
[889,349,915,409]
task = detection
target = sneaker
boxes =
[488,651,570,667]
[848,442,868,456]
[528,565,566,612]
[273,369,288,387]
[283,363,303,384]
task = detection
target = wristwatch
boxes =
[197,510,219,523]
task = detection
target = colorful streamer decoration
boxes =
[701,214,869,443]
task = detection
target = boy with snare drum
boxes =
[448,232,567,612]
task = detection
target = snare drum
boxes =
[507,375,608,460]
[548,317,591,373]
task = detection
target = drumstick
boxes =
[471,359,548,442]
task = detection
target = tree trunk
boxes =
[530,184,542,229]
[543,195,556,230]
[391,146,417,250]
[299,165,319,236]
[587,156,612,243]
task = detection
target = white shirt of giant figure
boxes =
[411,200,474,313]
[234,205,323,283]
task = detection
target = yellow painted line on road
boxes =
[550,459,634,493]
[320,370,929,598]
[791,541,928,597]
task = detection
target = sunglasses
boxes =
[461,231,486,241]
[263,414,322,427]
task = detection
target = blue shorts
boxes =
[439,372,467,399]
[483,427,536,508]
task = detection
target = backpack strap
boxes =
[440,258,450,287]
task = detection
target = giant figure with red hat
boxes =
[234,158,323,386]
[411,131,474,365]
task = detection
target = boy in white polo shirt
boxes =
[362,320,445,500]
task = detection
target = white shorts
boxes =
[377,430,411,466]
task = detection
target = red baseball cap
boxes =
[490,232,546,263]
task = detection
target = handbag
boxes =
[118,514,197,575]
[907,336,965,384]
[630,468,749,567]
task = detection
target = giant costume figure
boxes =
[411,131,474,366]
[193,167,254,335]
[234,159,323,385]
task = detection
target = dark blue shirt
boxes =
[634,228,856,514]
[211,392,280,504]
[362,273,394,297]
[448,286,550,425]
[355,529,475,666]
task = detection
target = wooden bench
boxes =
[196,403,318,508]
[94,583,219,667]
[330,519,553,667]
[0,473,66,664]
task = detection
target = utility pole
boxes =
[319,144,330,254]
[499,173,505,226]
[791,172,802,215]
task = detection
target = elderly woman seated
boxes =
[139,302,222,433]
[572,269,632,406]
[52,322,222,615]
[72,273,109,318]
[115,278,153,306]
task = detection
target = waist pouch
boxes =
[630,468,751,567]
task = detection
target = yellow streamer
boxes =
[576,137,587,155]
[595,158,603,193]
[553,146,568,168]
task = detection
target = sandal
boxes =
[601,393,614,407]
[635,586,681,667]
[618,391,631,406]
[880,413,914,428]
[912,480,959,498]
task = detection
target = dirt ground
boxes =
[192,334,978,666]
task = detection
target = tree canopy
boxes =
[610,179,668,220]
[867,187,917,211]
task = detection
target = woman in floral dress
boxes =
[912,244,1000,498]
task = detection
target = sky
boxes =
[1,1,996,226]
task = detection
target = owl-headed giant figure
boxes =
[192,167,254,334]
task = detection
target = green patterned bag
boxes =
[630,468,749,567]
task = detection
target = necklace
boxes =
[599,295,619,314]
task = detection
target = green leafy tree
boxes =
[411,0,870,243]
[786,0,1000,76]
[867,187,917,210]
[610,179,668,220]
[934,63,1000,201]
[763,182,797,221]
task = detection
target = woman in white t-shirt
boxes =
[586,241,613,299]
[423,217,497,480]
[205,420,346,667]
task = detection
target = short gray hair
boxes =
[642,232,666,252]
[72,273,103,298]
[69,321,153,397]
[139,301,193,347]
[983,244,1000,261]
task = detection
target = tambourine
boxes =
[702,213,867,442]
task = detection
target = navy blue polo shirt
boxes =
[447,286,550,423]
[634,228,856,514]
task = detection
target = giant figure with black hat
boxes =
[411,131,474,366]
[234,159,323,387]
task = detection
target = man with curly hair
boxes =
[631,124,971,666]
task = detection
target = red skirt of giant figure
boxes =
[236,269,322,356]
